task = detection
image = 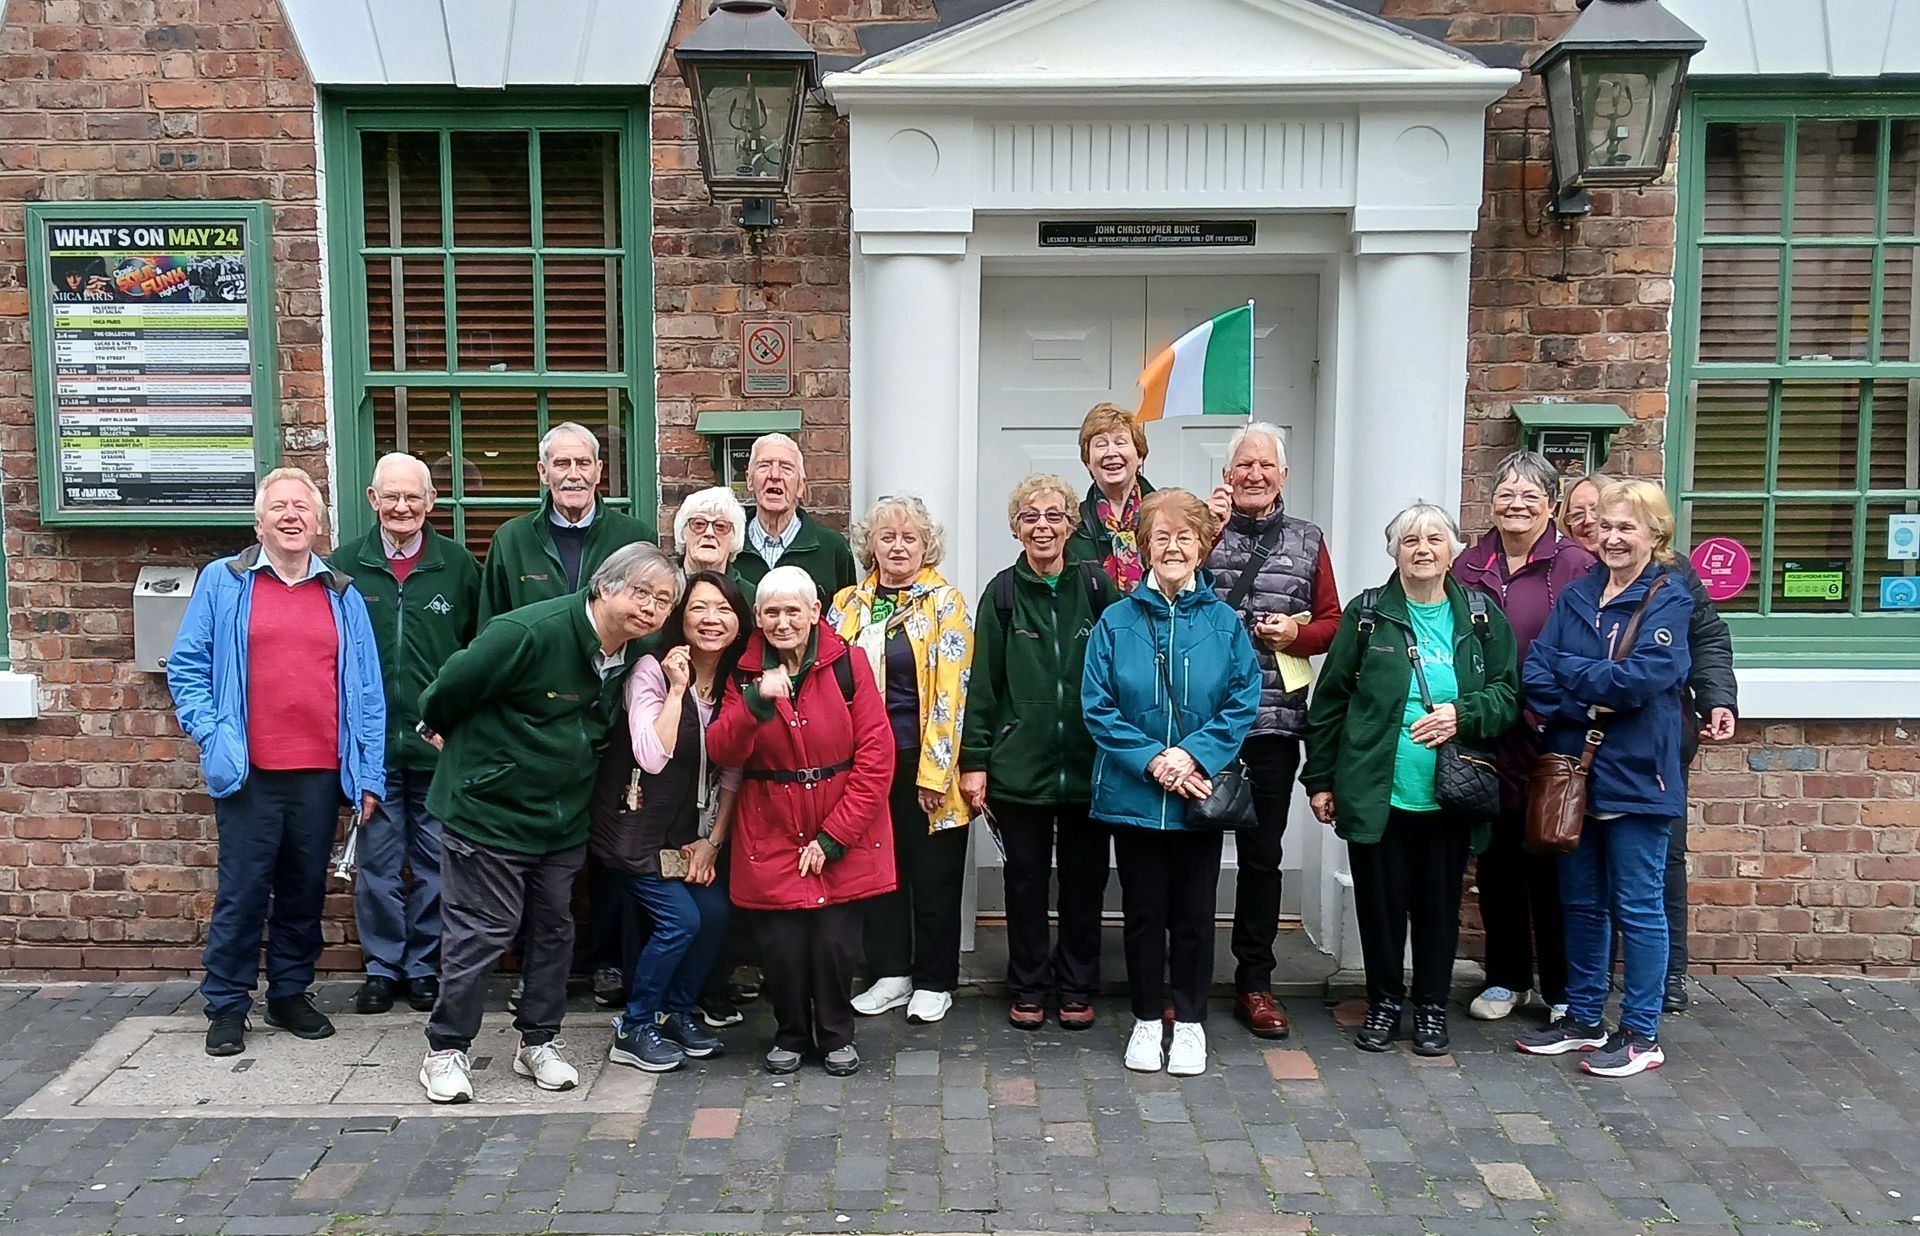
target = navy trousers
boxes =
[354,768,443,982]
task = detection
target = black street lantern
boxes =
[673,0,818,230]
[1531,0,1705,216]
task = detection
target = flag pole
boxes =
[1245,298,1256,424]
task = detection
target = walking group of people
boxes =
[167,403,1733,1102]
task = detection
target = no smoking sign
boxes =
[741,318,792,396]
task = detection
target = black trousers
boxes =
[863,755,970,991]
[585,854,625,972]
[428,833,585,1052]
[1476,808,1568,1003]
[1349,808,1471,1008]
[756,902,862,1054]
[1229,734,1301,994]
[1664,812,1688,979]
[996,800,1110,1005]
[1111,825,1224,1024]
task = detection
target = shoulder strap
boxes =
[832,653,856,705]
[1464,588,1490,643]
[1078,561,1111,617]
[1222,517,1287,613]
[1612,573,1671,662]
[991,567,1017,631]
[1357,586,1382,634]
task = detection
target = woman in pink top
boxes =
[589,571,751,1072]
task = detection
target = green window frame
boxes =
[323,93,654,552]
[1671,90,1920,667]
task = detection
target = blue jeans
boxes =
[1561,812,1670,1038]
[621,873,730,1033]
[354,769,444,982]
[202,768,340,1017]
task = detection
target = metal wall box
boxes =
[133,566,199,673]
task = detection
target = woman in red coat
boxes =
[706,565,896,1076]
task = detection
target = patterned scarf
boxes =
[1096,488,1145,593]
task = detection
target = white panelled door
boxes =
[975,273,1321,915]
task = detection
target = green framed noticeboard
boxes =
[27,201,278,526]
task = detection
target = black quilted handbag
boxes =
[1407,642,1502,820]
[1186,759,1259,831]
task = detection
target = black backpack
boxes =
[1357,586,1490,643]
[990,560,1112,632]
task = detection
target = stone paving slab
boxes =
[0,976,1914,1234]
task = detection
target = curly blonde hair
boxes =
[1005,474,1079,536]
[850,493,945,573]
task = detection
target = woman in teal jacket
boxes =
[1082,489,1261,1079]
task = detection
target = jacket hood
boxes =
[1124,568,1224,615]
[738,620,847,673]
[349,523,450,575]
[226,543,352,596]
[848,565,950,599]
[1564,558,1671,611]
[1225,500,1286,536]
[1457,525,1584,583]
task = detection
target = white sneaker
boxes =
[1124,1017,1164,1073]
[1166,1022,1207,1076]
[905,989,953,1024]
[513,1039,578,1091]
[420,1049,472,1104]
[1548,1003,1569,1024]
[851,976,913,1016]
[1469,986,1519,1021]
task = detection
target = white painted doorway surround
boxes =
[824,0,1517,966]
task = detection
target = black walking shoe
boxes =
[660,1011,725,1058]
[1515,1018,1608,1056]
[608,1019,685,1073]
[1410,1004,1450,1057]
[1662,975,1689,1014]
[1354,1000,1401,1052]
[695,993,744,1028]
[263,993,335,1040]
[823,1044,861,1076]
[205,1011,247,1057]
[353,976,397,1014]
[406,975,439,1013]
[592,966,625,1009]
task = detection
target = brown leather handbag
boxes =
[1524,575,1670,855]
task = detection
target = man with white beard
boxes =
[476,422,654,624]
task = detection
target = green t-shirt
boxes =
[1390,598,1459,814]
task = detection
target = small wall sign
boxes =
[1889,512,1920,561]
[1880,575,1920,609]
[1690,536,1752,603]
[1038,220,1256,248]
[741,318,793,397]
[1780,559,1846,602]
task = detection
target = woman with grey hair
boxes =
[1452,451,1595,1024]
[828,495,976,1027]
[1303,502,1520,1057]
[675,486,749,578]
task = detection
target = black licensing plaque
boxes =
[28,201,277,526]
[1038,220,1257,248]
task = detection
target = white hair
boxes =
[747,432,805,480]
[673,486,747,560]
[1225,421,1288,472]
[1384,501,1466,558]
[540,421,601,465]
[587,541,680,601]
[254,466,328,527]
[370,452,433,494]
[755,565,820,612]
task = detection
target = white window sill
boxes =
[0,670,39,720]
[1735,668,1920,720]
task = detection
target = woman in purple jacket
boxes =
[1451,451,1594,1024]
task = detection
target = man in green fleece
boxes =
[329,453,480,1018]
[477,422,655,625]
[414,541,679,1105]
[731,433,856,606]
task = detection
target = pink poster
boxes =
[1691,537,1753,603]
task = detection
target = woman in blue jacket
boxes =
[1082,489,1261,1078]
[1516,479,1694,1078]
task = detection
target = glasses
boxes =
[376,491,428,508]
[1493,489,1547,509]
[1016,510,1068,527]
[1148,531,1201,549]
[686,517,733,535]
[627,587,677,613]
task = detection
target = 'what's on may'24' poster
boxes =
[46,219,257,514]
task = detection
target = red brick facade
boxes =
[0,0,1913,978]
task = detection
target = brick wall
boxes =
[0,0,336,975]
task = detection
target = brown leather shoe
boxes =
[1008,1001,1045,1030]
[1235,991,1291,1040]
[1057,1001,1094,1030]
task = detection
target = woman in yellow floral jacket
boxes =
[829,494,975,1026]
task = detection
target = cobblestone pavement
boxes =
[0,976,1914,1235]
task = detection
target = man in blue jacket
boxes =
[169,467,386,1058]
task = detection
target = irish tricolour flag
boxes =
[1134,303,1254,423]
